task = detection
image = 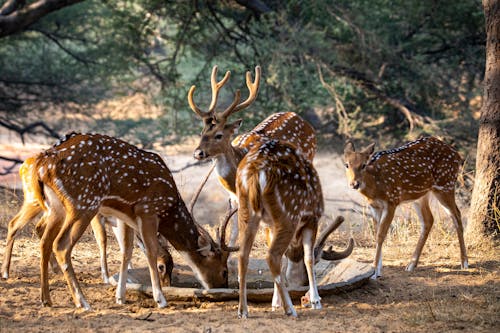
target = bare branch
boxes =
[0,0,85,38]
[0,155,23,176]
[0,119,60,144]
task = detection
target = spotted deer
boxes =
[188,65,353,309]
[1,157,173,286]
[188,66,316,243]
[343,137,468,279]
[29,132,235,310]
[234,139,324,318]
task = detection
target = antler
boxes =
[218,66,261,121]
[188,161,216,216]
[322,239,354,260]
[217,205,239,252]
[314,215,354,262]
[188,65,231,119]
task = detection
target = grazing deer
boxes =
[343,137,468,279]
[235,139,324,318]
[1,158,173,286]
[188,65,353,310]
[28,132,235,310]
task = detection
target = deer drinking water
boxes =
[27,132,235,310]
[343,137,468,279]
[1,157,173,286]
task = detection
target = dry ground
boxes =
[0,145,498,333]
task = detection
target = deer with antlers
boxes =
[343,137,468,279]
[188,65,353,312]
[1,157,173,286]
[25,132,235,310]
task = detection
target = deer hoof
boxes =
[285,307,298,318]
[405,263,416,272]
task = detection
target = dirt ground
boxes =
[0,144,498,333]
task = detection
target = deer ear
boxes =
[363,142,375,155]
[344,140,355,154]
[226,119,243,135]
[198,235,215,257]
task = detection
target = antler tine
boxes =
[188,85,211,118]
[321,238,354,261]
[208,65,231,114]
[314,215,354,262]
[218,206,239,252]
[316,216,345,251]
[219,65,261,120]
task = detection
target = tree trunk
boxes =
[467,0,500,244]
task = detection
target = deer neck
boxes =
[157,201,214,282]
[214,145,246,194]
[358,165,389,202]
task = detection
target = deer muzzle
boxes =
[193,148,208,160]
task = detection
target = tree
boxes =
[467,0,500,244]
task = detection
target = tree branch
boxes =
[0,119,60,144]
[0,0,84,38]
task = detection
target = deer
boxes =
[188,65,353,310]
[343,137,468,279]
[27,132,236,310]
[188,65,316,247]
[234,138,325,318]
[1,157,173,286]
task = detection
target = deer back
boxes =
[344,137,462,204]
[232,112,317,162]
[237,139,323,224]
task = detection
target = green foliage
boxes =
[0,0,485,144]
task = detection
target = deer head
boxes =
[343,140,375,190]
[188,65,261,160]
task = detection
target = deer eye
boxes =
[344,163,349,169]
[214,133,223,140]
[361,163,366,170]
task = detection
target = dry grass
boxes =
[0,150,498,332]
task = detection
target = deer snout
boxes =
[350,180,360,190]
[193,149,207,160]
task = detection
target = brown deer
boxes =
[235,139,324,318]
[28,132,235,310]
[1,157,173,286]
[188,66,316,244]
[343,137,468,279]
[188,65,353,310]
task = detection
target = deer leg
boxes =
[267,224,296,317]
[372,204,395,279]
[52,211,95,310]
[90,214,110,283]
[237,212,260,319]
[137,213,167,308]
[407,194,434,271]
[228,196,239,247]
[110,217,134,270]
[35,216,61,274]
[115,221,134,305]
[39,195,65,307]
[267,228,285,311]
[2,202,42,279]
[433,191,469,269]
[302,226,321,310]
